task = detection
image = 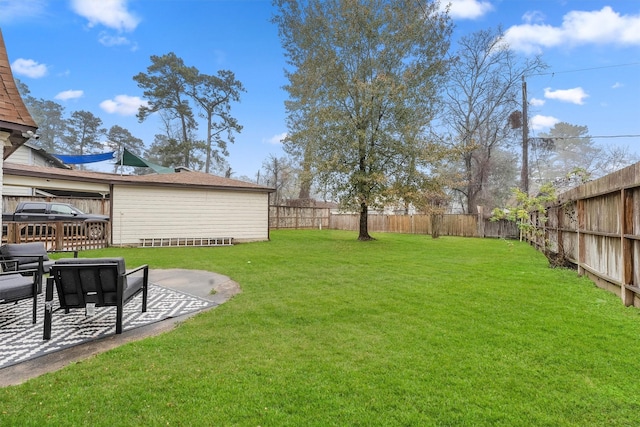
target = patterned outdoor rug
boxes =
[0,284,216,369]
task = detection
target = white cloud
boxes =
[98,32,130,47]
[531,115,560,131]
[440,0,493,20]
[522,11,545,25]
[504,6,640,53]
[265,132,287,145]
[100,95,148,116]
[98,33,139,51]
[544,87,589,105]
[54,90,84,101]
[70,0,140,32]
[529,98,545,107]
[10,58,48,78]
[0,0,47,24]
[612,82,624,89]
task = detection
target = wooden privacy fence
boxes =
[269,205,518,238]
[269,206,331,230]
[529,162,640,308]
[2,196,110,217]
[330,213,486,236]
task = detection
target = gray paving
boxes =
[0,269,240,387]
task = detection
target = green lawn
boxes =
[2,230,639,426]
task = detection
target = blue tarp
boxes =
[53,152,116,164]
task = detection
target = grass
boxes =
[2,230,640,426]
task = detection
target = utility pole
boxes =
[521,75,529,194]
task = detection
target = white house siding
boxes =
[6,145,30,164]
[112,184,269,245]
[3,147,58,195]
[6,144,56,167]
[2,175,109,196]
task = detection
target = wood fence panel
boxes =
[583,192,621,234]
[329,214,358,231]
[413,215,432,235]
[271,206,514,239]
[2,196,110,216]
[368,215,385,232]
[534,161,640,307]
[386,215,408,233]
[442,215,478,237]
[302,211,516,238]
[269,206,330,230]
[483,219,519,238]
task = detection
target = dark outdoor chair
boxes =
[43,257,148,340]
[0,268,40,323]
[0,242,78,290]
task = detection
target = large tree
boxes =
[134,52,198,168]
[63,110,106,157]
[273,0,452,240]
[187,70,245,174]
[29,100,67,154]
[259,155,297,205]
[16,79,67,153]
[531,122,638,192]
[442,28,545,214]
[105,125,146,174]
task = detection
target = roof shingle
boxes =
[3,162,274,193]
[0,29,37,130]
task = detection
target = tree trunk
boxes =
[298,153,312,200]
[205,111,212,173]
[431,213,442,238]
[358,202,373,241]
[180,114,190,168]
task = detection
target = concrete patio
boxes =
[0,269,240,387]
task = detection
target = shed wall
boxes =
[112,185,269,245]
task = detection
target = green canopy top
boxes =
[119,148,175,174]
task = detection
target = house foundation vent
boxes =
[139,237,233,247]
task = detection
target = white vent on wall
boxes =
[139,237,233,248]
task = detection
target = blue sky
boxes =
[1,0,639,179]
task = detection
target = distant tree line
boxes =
[16,80,144,173]
[271,0,637,239]
[16,54,245,176]
[15,0,638,241]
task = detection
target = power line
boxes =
[529,62,640,77]
[532,134,640,140]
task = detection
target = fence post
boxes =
[621,188,634,306]
[55,223,64,251]
[577,199,585,276]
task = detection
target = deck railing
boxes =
[2,220,110,251]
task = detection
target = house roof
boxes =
[19,142,71,169]
[0,29,38,160]
[3,162,274,193]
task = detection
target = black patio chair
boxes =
[0,242,78,290]
[43,257,148,340]
[0,268,40,324]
